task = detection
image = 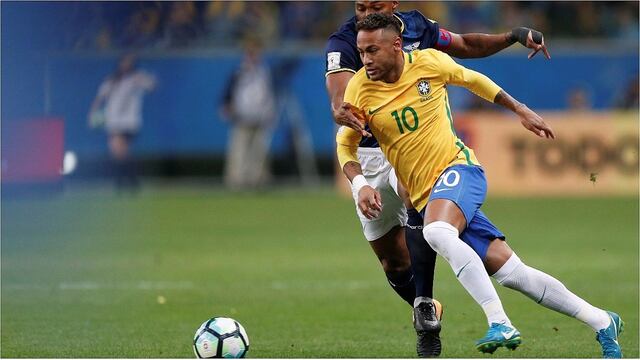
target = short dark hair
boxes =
[356,13,402,35]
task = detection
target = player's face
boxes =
[355,1,399,21]
[119,55,136,73]
[357,29,402,81]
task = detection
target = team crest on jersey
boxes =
[416,79,431,100]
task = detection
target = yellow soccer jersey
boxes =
[338,48,502,211]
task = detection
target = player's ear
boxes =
[393,36,402,51]
[391,1,399,11]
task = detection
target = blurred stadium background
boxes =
[2,1,638,358]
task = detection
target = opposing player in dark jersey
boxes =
[324,1,549,357]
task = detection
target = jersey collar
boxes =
[393,13,406,34]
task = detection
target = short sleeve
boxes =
[325,36,359,76]
[412,11,440,49]
[343,76,359,107]
[433,50,502,102]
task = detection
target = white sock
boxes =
[423,221,511,326]
[493,253,610,331]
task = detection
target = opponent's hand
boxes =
[357,186,382,219]
[525,29,551,60]
[517,105,555,139]
[334,102,371,138]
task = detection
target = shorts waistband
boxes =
[357,147,383,156]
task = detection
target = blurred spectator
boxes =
[616,75,639,110]
[163,1,200,48]
[614,4,640,42]
[88,54,157,192]
[201,1,246,46]
[278,2,322,41]
[567,86,594,112]
[48,1,639,51]
[220,38,276,190]
[121,3,163,49]
[244,2,280,47]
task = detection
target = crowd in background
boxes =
[64,1,639,51]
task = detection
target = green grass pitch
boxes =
[1,186,638,358]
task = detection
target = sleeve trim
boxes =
[325,68,357,77]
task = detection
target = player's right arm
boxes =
[88,80,110,126]
[336,124,382,219]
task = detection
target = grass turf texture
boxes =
[2,186,638,358]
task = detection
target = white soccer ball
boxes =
[193,317,249,358]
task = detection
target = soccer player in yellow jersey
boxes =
[337,13,624,357]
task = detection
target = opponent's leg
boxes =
[404,207,440,357]
[396,175,442,357]
[405,208,437,299]
[397,183,437,300]
[487,241,623,358]
[369,225,415,305]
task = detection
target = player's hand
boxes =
[357,186,382,219]
[525,29,551,60]
[334,102,371,138]
[516,105,555,139]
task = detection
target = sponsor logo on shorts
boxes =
[433,188,452,193]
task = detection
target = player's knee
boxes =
[422,221,458,254]
[379,255,411,274]
[491,253,524,287]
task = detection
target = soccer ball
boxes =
[193,317,249,358]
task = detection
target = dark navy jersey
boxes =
[326,10,448,148]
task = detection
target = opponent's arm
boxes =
[442,27,550,60]
[88,82,109,126]
[326,72,371,137]
[336,126,382,219]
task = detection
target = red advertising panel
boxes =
[2,118,65,183]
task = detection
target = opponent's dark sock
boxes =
[386,267,416,306]
[405,209,437,299]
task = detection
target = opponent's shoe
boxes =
[413,298,443,357]
[475,322,521,354]
[596,311,624,358]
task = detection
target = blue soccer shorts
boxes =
[420,164,505,260]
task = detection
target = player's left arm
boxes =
[493,90,555,139]
[439,27,550,60]
[437,51,555,139]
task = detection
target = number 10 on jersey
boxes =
[391,106,419,134]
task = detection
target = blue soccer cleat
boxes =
[596,311,624,358]
[475,322,521,354]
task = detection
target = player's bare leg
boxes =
[369,225,415,305]
[423,199,520,353]
[485,239,624,358]
[109,134,138,192]
[109,134,129,161]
